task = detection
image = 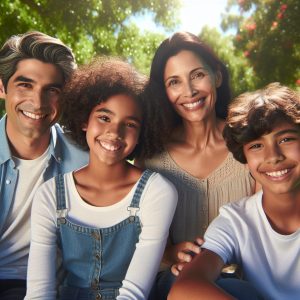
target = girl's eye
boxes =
[98,115,110,122]
[126,122,139,129]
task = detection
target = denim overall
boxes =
[55,170,153,300]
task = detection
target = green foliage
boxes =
[200,26,256,97]
[222,0,300,90]
[0,0,180,116]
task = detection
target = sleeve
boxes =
[24,179,58,300]
[117,173,178,300]
[202,204,239,265]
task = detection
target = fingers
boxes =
[171,263,184,276]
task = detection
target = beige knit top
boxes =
[144,151,255,244]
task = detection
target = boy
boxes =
[168,82,300,300]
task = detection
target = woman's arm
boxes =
[117,173,178,300]
[25,180,58,300]
[168,249,235,300]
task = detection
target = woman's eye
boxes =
[167,79,179,87]
[192,71,205,80]
[126,122,139,129]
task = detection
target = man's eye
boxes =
[18,83,32,88]
[48,87,61,95]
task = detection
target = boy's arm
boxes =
[168,249,235,300]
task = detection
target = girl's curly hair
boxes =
[60,56,146,160]
[223,82,300,164]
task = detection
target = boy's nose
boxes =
[265,144,284,164]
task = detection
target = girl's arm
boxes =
[168,249,235,300]
[25,179,58,300]
[117,173,178,300]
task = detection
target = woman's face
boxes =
[163,50,221,123]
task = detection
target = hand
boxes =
[170,237,204,276]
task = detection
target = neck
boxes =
[178,115,224,149]
[262,189,300,234]
[7,129,51,160]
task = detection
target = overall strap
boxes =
[55,173,68,223]
[127,169,153,217]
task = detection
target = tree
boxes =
[221,0,300,90]
[200,26,256,97]
[0,0,180,115]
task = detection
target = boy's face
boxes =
[243,121,300,196]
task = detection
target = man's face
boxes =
[0,58,64,143]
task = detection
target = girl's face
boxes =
[83,94,142,166]
[163,50,221,123]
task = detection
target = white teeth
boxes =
[100,141,120,151]
[22,111,45,120]
[183,98,204,108]
[265,169,289,177]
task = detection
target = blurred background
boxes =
[0,0,299,116]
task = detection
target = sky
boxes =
[134,0,232,35]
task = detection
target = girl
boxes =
[25,57,178,300]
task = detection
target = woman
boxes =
[137,32,255,299]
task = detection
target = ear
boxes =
[215,71,223,88]
[82,123,87,131]
[0,79,6,100]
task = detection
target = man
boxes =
[0,31,88,299]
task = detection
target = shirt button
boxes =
[57,157,61,162]
[95,252,101,260]
[6,179,11,184]
[96,294,102,299]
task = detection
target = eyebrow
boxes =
[276,129,300,136]
[164,67,207,83]
[96,108,142,124]
[14,75,63,89]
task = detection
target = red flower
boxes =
[277,12,283,19]
[280,4,288,12]
[296,79,300,86]
[243,50,250,57]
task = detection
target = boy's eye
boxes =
[279,137,296,144]
[248,143,262,150]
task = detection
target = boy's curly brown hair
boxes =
[60,56,147,159]
[223,82,300,164]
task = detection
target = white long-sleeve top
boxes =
[25,171,178,300]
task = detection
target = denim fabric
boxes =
[0,115,88,235]
[55,170,153,300]
[216,278,265,300]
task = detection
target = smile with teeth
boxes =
[22,110,46,120]
[183,98,205,108]
[99,140,122,152]
[265,169,289,177]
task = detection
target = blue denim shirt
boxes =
[0,115,89,235]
